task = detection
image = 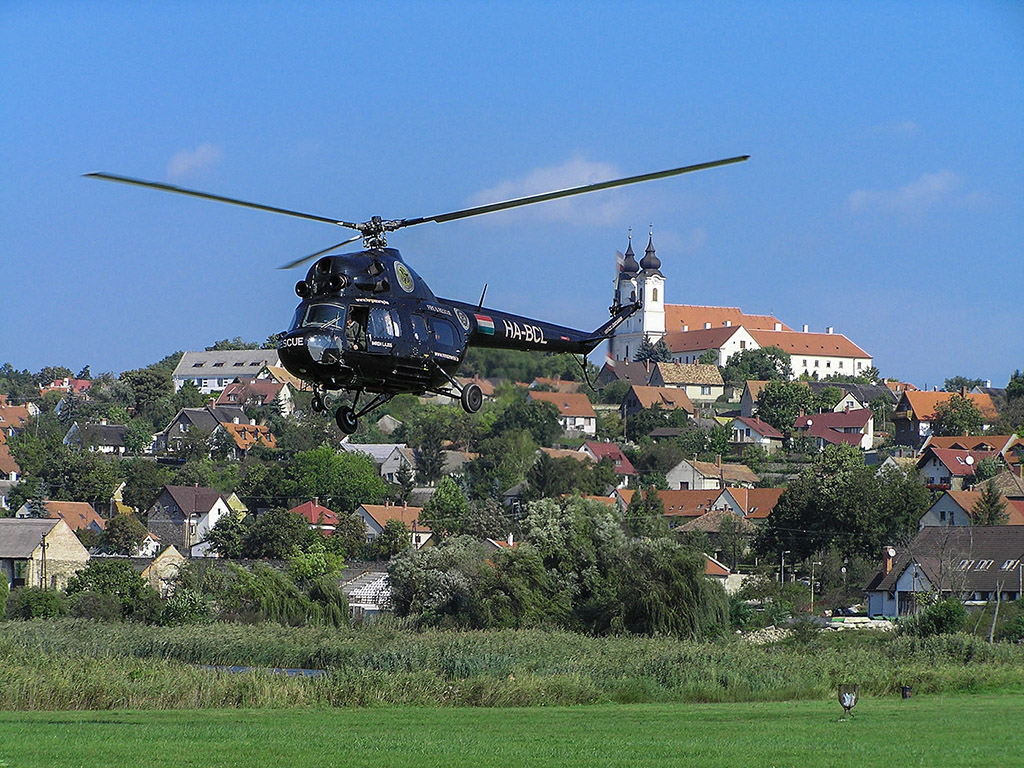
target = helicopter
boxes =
[86,155,748,434]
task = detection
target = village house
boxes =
[290,498,340,535]
[665,456,759,491]
[146,485,233,557]
[892,390,999,449]
[577,441,635,488]
[216,379,294,416]
[729,417,784,455]
[172,350,281,394]
[918,489,1024,527]
[354,501,432,550]
[0,443,20,484]
[648,362,725,404]
[14,500,106,536]
[341,442,416,484]
[866,527,1024,617]
[97,546,186,597]
[595,360,653,389]
[527,391,597,436]
[0,518,89,590]
[155,404,248,453]
[63,421,129,455]
[213,421,277,459]
[793,408,874,450]
[0,395,34,439]
[620,385,694,420]
[615,488,720,522]
[914,446,999,491]
[920,435,1021,469]
[712,487,786,522]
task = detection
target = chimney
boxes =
[250,419,256,426]
[724,320,731,327]
[704,322,712,329]
[682,324,688,332]
[802,324,809,333]
[883,546,895,575]
[403,501,408,510]
[716,454,722,468]
[507,531,514,547]
[826,326,834,335]
[100,418,107,425]
[961,387,967,398]
[314,497,319,507]
[233,417,240,424]
[773,322,782,331]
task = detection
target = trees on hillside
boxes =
[720,346,792,384]
[756,380,813,436]
[933,393,984,436]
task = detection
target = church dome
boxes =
[640,233,661,272]
[620,235,640,275]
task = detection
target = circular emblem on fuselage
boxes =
[454,308,471,330]
[395,262,415,293]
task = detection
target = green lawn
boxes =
[1,694,1019,768]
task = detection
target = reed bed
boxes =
[2,619,1022,710]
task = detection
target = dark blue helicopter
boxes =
[87,155,747,433]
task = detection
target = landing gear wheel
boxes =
[311,391,325,413]
[460,383,483,414]
[335,405,358,434]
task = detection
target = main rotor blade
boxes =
[84,172,361,229]
[396,155,750,229]
[277,234,364,270]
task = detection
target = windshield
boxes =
[303,304,344,328]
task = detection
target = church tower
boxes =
[610,228,665,362]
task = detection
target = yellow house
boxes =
[0,518,89,590]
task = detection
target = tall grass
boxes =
[2,619,1022,710]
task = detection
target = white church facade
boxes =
[609,233,872,379]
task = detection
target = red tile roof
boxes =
[619,489,720,518]
[704,554,731,577]
[664,305,790,332]
[719,487,785,519]
[916,447,999,478]
[747,329,870,358]
[0,444,20,476]
[581,441,636,475]
[42,500,106,531]
[944,490,1024,525]
[732,417,784,440]
[662,326,742,353]
[220,422,277,451]
[290,500,339,527]
[359,503,428,531]
[216,380,285,407]
[528,391,596,418]
[626,385,695,413]
[900,391,999,422]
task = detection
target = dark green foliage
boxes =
[899,599,967,638]
[933,393,984,436]
[943,376,985,393]
[373,519,410,559]
[68,591,123,622]
[633,337,671,363]
[286,444,387,513]
[525,453,614,500]
[596,379,631,405]
[420,476,469,537]
[102,513,148,555]
[240,507,310,559]
[202,511,249,558]
[971,480,1008,525]
[66,560,161,621]
[756,380,813,436]
[5,587,67,619]
[461,498,509,539]
[721,346,792,384]
[159,588,212,626]
[119,458,173,513]
[465,430,537,499]
[626,487,668,539]
[491,396,562,447]
[459,347,594,383]
[205,337,260,351]
[813,385,843,412]
[205,563,348,628]
[1006,370,1024,401]
[623,403,690,442]
[757,445,930,560]
[0,575,8,616]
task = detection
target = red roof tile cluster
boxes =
[580,441,636,475]
[528,391,596,418]
[664,305,790,332]
[662,326,742,353]
[0,444,20,477]
[290,499,339,527]
[732,417,784,440]
[619,489,720,518]
[899,391,999,422]
[626,385,695,413]
[216,380,285,408]
[944,490,1024,525]
[747,329,870,358]
[41,500,106,531]
[359,502,428,531]
[916,447,999,478]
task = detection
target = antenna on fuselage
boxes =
[477,283,488,311]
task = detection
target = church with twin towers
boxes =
[608,230,873,380]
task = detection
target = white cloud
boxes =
[166,143,223,180]
[846,170,961,217]
[468,156,627,226]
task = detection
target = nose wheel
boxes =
[335,405,358,434]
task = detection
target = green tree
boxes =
[421,476,469,537]
[373,519,410,559]
[813,385,844,413]
[240,507,311,559]
[66,560,161,621]
[721,346,792,384]
[202,510,249,558]
[462,498,509,539]
[943,376,985,393]
[491,396,562,447]
[634,337,672,363]
[205,336,259,351]
[971,480,1008,525]
[1006,370,1024,401]
[394,462,416,503]
[626,486,668,539]
[697,350,719,366]
[933,393,984,436]
[102,513,148,555]
[756,380,813,436]
[287,444,387,513]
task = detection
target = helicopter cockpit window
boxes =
[288,307,305,331]
[430,318,459,349]
[367,308,401,341]
[303,304,344,328]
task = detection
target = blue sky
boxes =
[2,1,1021,389]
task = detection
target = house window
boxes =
[940,510,946,522]
[839,361,844,369]
[857,361,863,369]
[814,360,819,367]
[652,288,658,302]
[213,362,224,368]
[701,386,712,395]
[802,359,807,367]
[740,340,746,349]
[826,361,831,368]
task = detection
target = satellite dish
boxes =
[966,455,975,465]
[886,547,896,558]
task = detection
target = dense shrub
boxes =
[0,576,8,617]
[899,599,967,638]
[68,591,122,622]
[5,587,66,619]
[66,560,162,622]
[159,588,212,626]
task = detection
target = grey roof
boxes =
[0,518,61,558]
[867,526,1024,594]
[80,424,128,447]
[806,381,895,404]
[596,361,652,388]
[341,443,411,464]
[163,485,226,515]
[172,350,280,379]
[170,405,248,433]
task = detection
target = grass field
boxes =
[1,694,1020,768]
